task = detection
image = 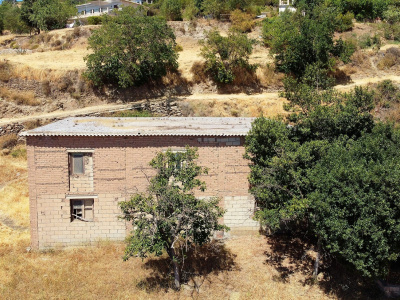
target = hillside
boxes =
[1,20,399,126]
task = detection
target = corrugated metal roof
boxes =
[20,117,256,137]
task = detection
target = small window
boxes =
[70,153,84,174]
[71,199,94,222]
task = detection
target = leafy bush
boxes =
[201,0,224,19]
[230,9,255,33]
[335,11,354,32]
[161,0,182,21]
[182,0,199,20]
[84,7,178,88]
[199,30,257,84]
[87,16,102,25]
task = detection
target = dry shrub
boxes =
[190,61,208,83]
[232,66,258,86]
[386,47,400,58]
[342,64,357,75]
[57,76,73,92]
[11,91,39,106]
[349,50,371,69]
[377,53,397,70]
[0,61,12,82]
[73,27,81,38]
[23,119,42,130]
[0,134,18,150]
[41,80,51,96]
[230,9,255,33]
[0,87,39,106]
[258,63,284,87]
[332,68,351,85]
[51,40,62,47]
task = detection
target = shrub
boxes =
[87,16,102,25]
[84,7,178,88]
[335,11,354,32]
[0,61,12,82]
[11,91,39,106]
[190,61,208,83]
[0,134,18,150]
[161,0,182,21]
[377,53,397,70]
[230,9,255,33]
[174,44,183,52]
[199,30,257,84]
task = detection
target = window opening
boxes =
[70,199,94,222]
[70,153,84,175]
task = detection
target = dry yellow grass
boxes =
[0,86,40,106]
[182,96,287,118]
[0,148,29,228]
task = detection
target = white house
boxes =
[74,0,151,19]
[279,0,296,14]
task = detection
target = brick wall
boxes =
[27,135,258,249]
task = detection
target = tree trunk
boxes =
[167,247,180,290]
[313,236,321,281]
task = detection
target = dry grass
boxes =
[180,96,287,118]
[0,146,29,229]
[349,50,372,69]
[0,134,18,150]
[0,86,40,106]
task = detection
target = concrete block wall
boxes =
[69,153,94,193]
[27,135,258,249]
[224,196,259,232]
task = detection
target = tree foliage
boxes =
[20,0,76,33]
[199,30,257,83]
[263,2,354,79]
[245,83,400,278]
[84,7,178,88]
[119,146,228,290]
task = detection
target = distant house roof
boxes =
[21,117,255,137]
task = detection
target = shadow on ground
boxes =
[136,240,238,293]
[264,232,386,300]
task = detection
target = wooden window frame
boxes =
[70,198,94,222]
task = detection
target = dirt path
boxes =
[1,75,400,126]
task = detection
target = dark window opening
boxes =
[70,199,94,222]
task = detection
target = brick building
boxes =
[21,117,259,249]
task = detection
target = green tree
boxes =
[244,84,400,278]
[161,0,182,20]
[30,0,76,31]
[199,30,257,83]
[201,0,224,19]
[84,7,179,88]
[119,147,228,290]
[263,4,353,78]
[2,4,30,34]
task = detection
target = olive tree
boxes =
[119,147,228,290]
[84,7,178,88]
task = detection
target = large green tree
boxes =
[119,147,227,290]
[20,0,76,33]
[263,3,353,79]
[245,85,400,278]
[84,7,178,88]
